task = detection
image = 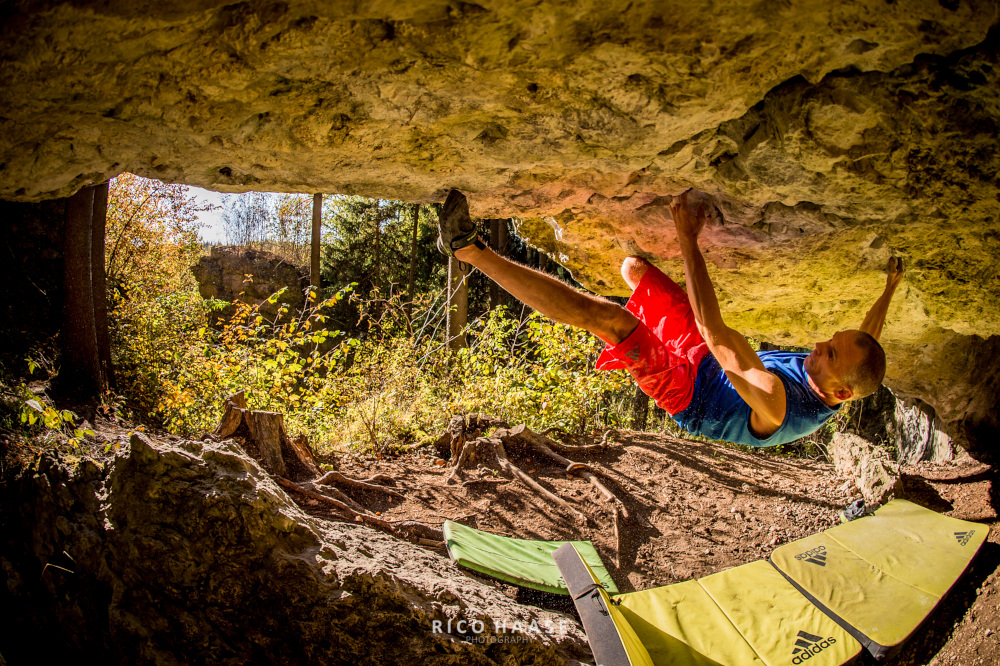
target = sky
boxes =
[187,186,228,243]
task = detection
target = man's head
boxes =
[804,330,886,404]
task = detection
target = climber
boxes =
[436,189,905,447]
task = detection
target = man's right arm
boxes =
[671,194,787,436]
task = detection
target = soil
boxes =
[313,429,1000,666]
[7,421,998,665]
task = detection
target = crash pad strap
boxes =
[554,543,654,666]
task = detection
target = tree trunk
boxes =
[406,203,420,321]
[652,404,667,429]
[92,181,114,389]
[488,219,509,310]
[215,391,321,480]
[59,185,104,399]
[310,193,322,288]
[446,255,469,349]
[373,213,381,296]
[632,384,649,431]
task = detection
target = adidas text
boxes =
[791,631,837,664]
[794,545,828,566]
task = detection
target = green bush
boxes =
[113,278,633,454]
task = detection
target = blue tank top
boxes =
[673,351,839,447]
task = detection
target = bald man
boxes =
[437,189,903,447]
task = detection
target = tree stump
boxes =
[214,391,321,481]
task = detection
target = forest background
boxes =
[74,174,643,456]
[6,174,841,459]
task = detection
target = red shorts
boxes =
[595,266,709,415]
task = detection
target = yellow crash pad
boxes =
[770,499,987,660]
[615,560,862,666]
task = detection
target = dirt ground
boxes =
[310,429,1000,666]
[11,420,997,665]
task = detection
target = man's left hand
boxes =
[887,256,904,289]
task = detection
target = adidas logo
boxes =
[624,345,640,361]
[794,545,827,566]
[791,630,837,664]
[955,530,975,546]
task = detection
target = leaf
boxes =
[25,399,44,413]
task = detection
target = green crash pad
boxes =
[770,498,987,660]
[556,543,861,666]
[443,520,618,595]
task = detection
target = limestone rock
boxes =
[0,433,588,664]
[0,2,998,451]
[192,245,308,318]
[842,386,954,465]
[831,432,904,507]
[894,397,954,465]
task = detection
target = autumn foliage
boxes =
[104,174,633,454]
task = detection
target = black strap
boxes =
[553,544,636,666]
[574,582,620,604]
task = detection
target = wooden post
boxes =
[92,181,114,388]
[488,219,509,310]
[310,193,322,288]
[632,385,649,431]
[406,203,420,321]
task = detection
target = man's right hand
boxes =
[671,191,711,241]
[887,256,904,289]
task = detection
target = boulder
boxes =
[842,386,954,465]
[191,245,308,319]
[0,2,998,452]
[831,432,904,507]
[0,433,588,664]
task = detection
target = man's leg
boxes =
[453,243,638,345]
[620,256,653,291]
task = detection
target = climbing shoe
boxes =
[437,189,479,257]
[839,498,868,524]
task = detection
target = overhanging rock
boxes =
[0,2,998,451]
[0,433,588,664]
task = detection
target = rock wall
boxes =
[843,386,955,465]
[0,198,67,351]
[191,245,308,319]
[0,433,588,664]
[831,432,904,506]
[0,1,998,451]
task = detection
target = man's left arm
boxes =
[859,257,904,341]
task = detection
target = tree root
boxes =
[275,476,445,544]
[214,397,445,548]
[443,415,627,527]
[316,470,404,499]
[498,424,629,520]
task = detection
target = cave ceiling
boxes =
[1,0,999,447]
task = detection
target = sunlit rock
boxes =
[0,1,997,451]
